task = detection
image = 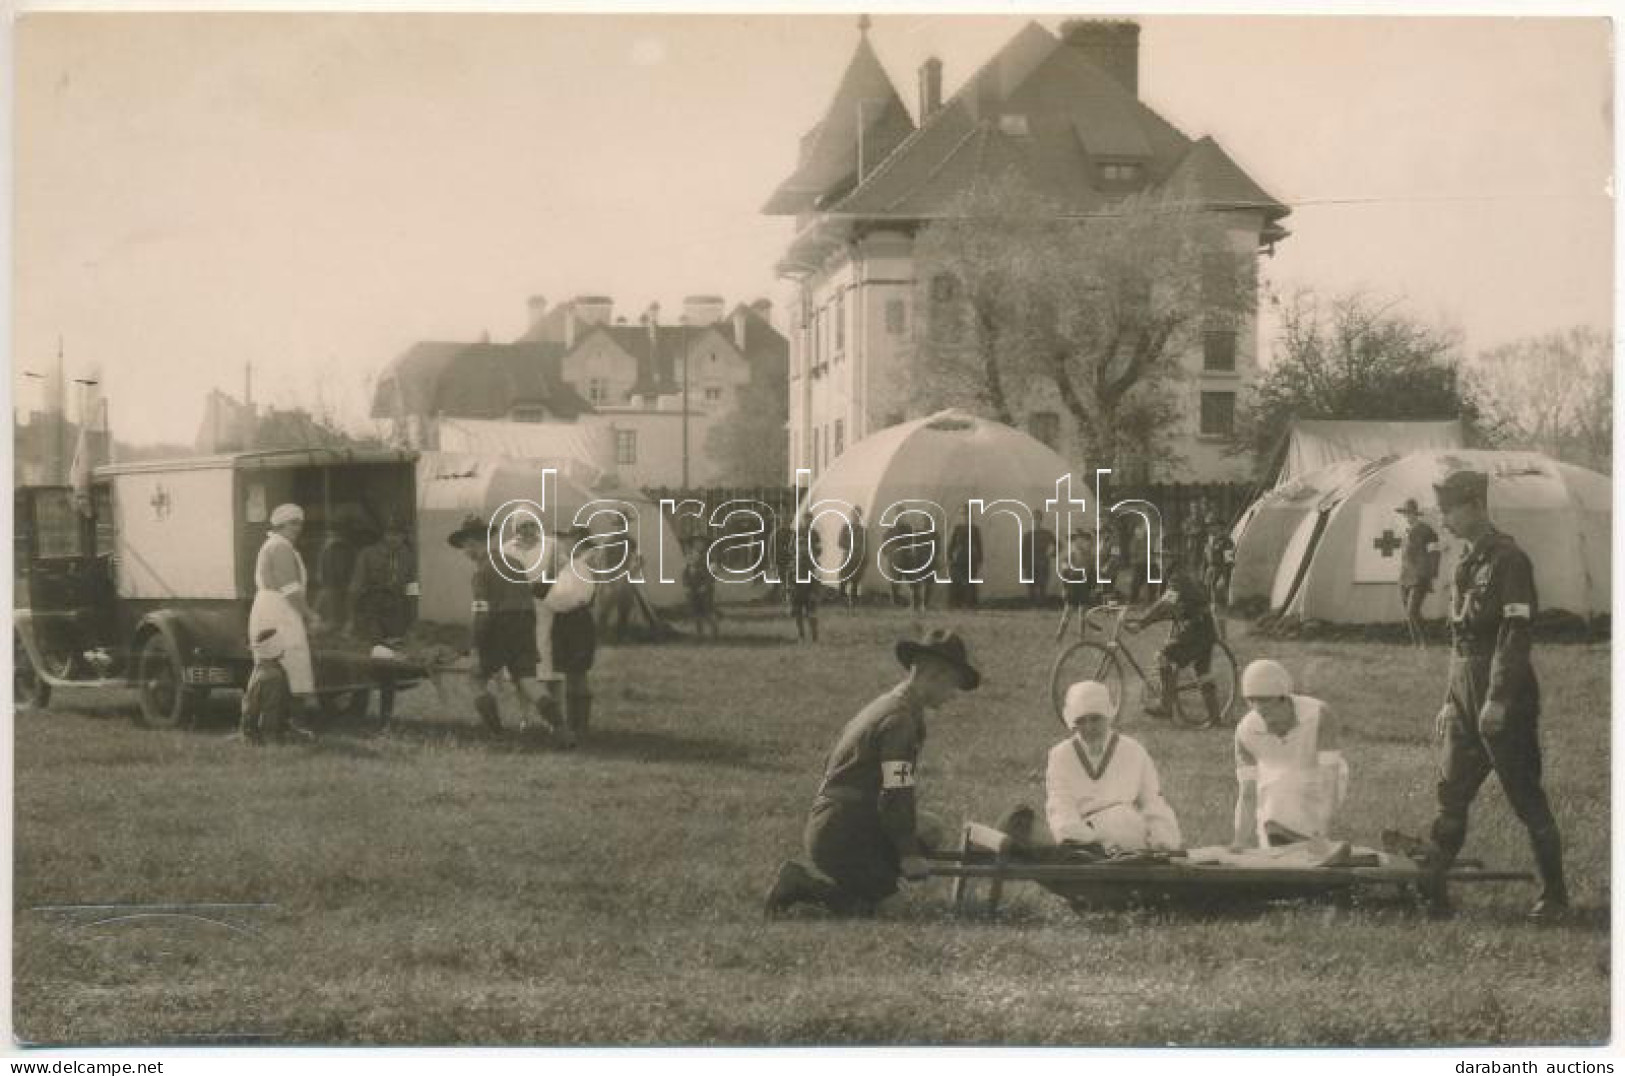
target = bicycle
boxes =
[1048,602,1239,729]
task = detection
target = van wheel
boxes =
[14,632,51,711]
[136,633,203,729]
[320,689,372,724]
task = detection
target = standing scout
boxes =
[1396,497,1441,649]
[348,516,418,728]
[765,629,981,918]
[448,514,562,739]
[1421,469,1567,920]
[544,525,601,746]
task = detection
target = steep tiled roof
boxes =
[371,341,592,420]
[1160,136,1287,214]
[370,341,467,418]
[761,33,916,215]
[777,20,1286,229]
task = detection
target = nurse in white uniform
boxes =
[249,504,320,701]
[1231,659,1349,849]
[1045,681,1183,852]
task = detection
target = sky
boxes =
[11,11,1614,446]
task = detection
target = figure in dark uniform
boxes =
[787,512,823,643]
[764,629,981,918]
[1201,514,1235,638]
[1131,564,1222,727]
[348,516,418,727]
[1396,497,1441,650]
[836,507,868,611]
[947,506,982,610]
[1422,469,1566,920]
[1026,508,1057,606]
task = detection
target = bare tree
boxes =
[912,175,1251,473]
[704,366,789,485]
[1024,186,1249,473]
[1234,288,1475,470]
[1465,326,1612,472]
[911,174,1053,424]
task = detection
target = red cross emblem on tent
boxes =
[1372,528,1402,558]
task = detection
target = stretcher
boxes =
[928,823,1534,916]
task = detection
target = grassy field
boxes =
[12,602,1611,1046]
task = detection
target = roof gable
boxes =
[820,20,1286,227]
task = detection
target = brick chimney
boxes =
[918,57,943,120]
[682,294,725,327]
[1060,19,1140,96]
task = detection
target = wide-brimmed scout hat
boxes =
[895,628,981,691]
[1395,497,1423,517]
[447,514,487,549]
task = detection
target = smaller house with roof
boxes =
[372,294,787,489]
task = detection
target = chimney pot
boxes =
[1059,19,1140,97]
[918,57,943,120]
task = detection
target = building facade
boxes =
[764,19,1290,482]
[372,295,787,489]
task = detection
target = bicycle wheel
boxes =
[1172,639,1240,728]
[1049,641,1125,725]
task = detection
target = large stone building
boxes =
[764,18,1289,482]
[371,295,787,489]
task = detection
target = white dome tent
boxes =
[1229,458,1384,608]
[1269,450,1610,625]
[800,409,1098,600]
[414,451,684,625]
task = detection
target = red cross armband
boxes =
[880,760,916,790]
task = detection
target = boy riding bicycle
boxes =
[1127,558,1224,726]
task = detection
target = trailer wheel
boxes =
[14,631,51,711]
[136,633,203,729]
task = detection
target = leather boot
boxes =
[1528,826,1570,920]
[1200,681,1223,726]
[1145,666,1180,719]
[474,692,502,733]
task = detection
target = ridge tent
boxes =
[1270,450,1610,624]
[414,451,684,625]
[1266,419,1465,489]
[800,409,1096,600]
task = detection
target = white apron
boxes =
[1240,697,1348,844]
[249,533,315,695]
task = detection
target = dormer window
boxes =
[1099,161,1143,184]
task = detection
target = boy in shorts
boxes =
[448,514,560,736]
[1128,561,1223,726]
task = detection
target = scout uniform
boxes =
[947,514,982,609]
[682,542,719,638]
[1143,567,1222,725]
[766,630,982,917]
[788,518,822,642]
[240,627,292,743]
[837,511,868,608]
[1427,469,1566,912]
[350,526,416,643]
[1397,498,1440,647]
[545,529,600,739]
[1202,516,1235,608]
